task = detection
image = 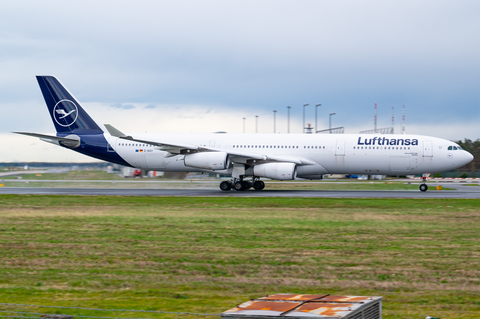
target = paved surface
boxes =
[0,169,69,178]
[1,184,480,198]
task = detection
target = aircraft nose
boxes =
[462,151,474,165]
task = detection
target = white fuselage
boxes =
[108,133,473,176]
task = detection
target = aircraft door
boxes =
[335,140,345,156]
[423,141,433,157]
[107,136,116,152]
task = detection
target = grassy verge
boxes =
[0,196,479,318]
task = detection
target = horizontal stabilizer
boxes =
[13,132,79,142]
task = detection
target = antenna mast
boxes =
[391,105,395,134]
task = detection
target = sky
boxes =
[1,0,480,162]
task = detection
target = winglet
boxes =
[104,124,128,138]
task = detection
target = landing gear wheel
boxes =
[419,184,428,192]
[234,181,246,191]
[253,180,265,191]
[219,181,232,191]
[243,181,252,190]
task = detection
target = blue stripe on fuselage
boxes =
[58,133,132,167]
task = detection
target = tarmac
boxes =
[1,184,480,198]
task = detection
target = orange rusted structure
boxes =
[222,294,382,319]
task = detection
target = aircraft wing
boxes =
[104,124,311,164]
[105,124,263,159]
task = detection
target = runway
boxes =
[1,184,480,198]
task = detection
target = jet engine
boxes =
[184,152,229,170]
[253,163,296,180]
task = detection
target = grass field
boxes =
[0,195,479,319]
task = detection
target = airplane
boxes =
[14,76,473,192]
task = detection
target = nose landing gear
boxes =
[419,176,428,192]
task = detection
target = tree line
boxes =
[456,138,480,177]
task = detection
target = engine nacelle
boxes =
[184,152,229,170]
[253,163,296,180]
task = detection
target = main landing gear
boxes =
[419,176,428,192]
[219,177,265,191]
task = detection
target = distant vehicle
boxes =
[15,76,473,192]
[133,169,142,178]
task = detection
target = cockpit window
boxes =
[448,145,463,151]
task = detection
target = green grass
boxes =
[0,196,479,319]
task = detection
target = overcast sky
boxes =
[1,0,480,162]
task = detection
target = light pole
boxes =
[329,112,336,134]
[286,106,291,133]
[273,110,277,133]
[255,115,258,133]
[243,117,246,133]
[315,103,321,133]
[303,103,309,133]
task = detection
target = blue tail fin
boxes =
[36,76,103,134]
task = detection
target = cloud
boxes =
[110,103,136,110]
[143,104,158,109]
[1,0,480,162]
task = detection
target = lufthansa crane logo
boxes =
[53,100,78,127]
